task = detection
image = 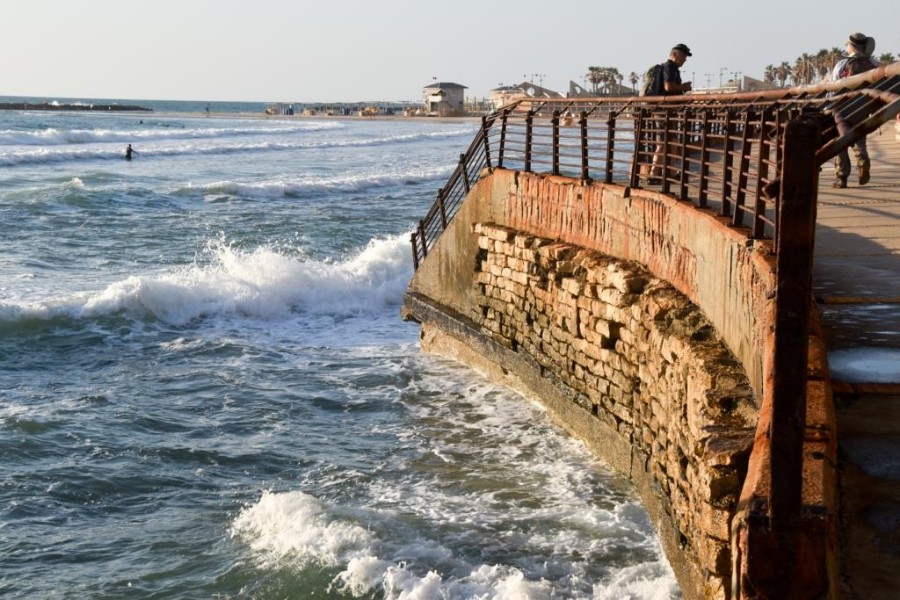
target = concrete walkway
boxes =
[813,125,900,599]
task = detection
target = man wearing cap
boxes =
[664,44,693,95]
[647,44,694,182]
[831,32,879,188]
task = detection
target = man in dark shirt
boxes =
[648,44,693,182]
[662,44,693,95]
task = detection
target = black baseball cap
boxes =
[672,43,692,56]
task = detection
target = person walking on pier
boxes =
[647,44,693,183]
[832,32,879,188]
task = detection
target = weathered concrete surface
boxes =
[409,170,776,397]
[815,129,900,599]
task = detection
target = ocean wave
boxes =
[179,165,455,199]
[0,121,344,146]
[0,235,413,326]
[229,374,680,599]
[231,490,557,600]
[0,127,475,167]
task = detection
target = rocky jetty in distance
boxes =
[0,102,152,112]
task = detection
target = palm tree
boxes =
[604,67,622,95]
[763,64,776,85]
[587,67,604,94]
[793,53,814,85]
[775,62,793,87]
[815,48,831,82]
[586,66,623,95]
[629,71,639,93]
[878,52,896,64]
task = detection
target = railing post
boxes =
[733,111,753,228]
[437,188,448,228]
[410,232,420,270]
[721,111,734,217]
[679,110,690,199]
[551,110,561,175]
[498,111,508,169]
[580,111,591,182]
[698,110,710,207]
[629,109,645,188]
[524,111,534,172]
[768,113,820,591]
[661,110,672,194]
[753,109,772,238]
[481,116,493,172]
[418,220,428,259]
[605,110,616,184]
[460,153,470,193]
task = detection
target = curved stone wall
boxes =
[402,169,831,599]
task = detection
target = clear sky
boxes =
[2,0,898,103]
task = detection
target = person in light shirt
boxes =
[831,32,879,188]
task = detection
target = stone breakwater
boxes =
[473,222,756,597]
[0,102,152,112]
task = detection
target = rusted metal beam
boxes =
[769,113,820,558]
[580,111,591,182]
[605,110,616,184]
[552,110,560,176]
[481,117,493,172]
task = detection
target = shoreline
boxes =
[126,110,484,125]
[0,100,484,124]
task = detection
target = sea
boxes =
[0,96,679,599]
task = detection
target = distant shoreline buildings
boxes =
[263,74,780,119]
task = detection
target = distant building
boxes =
[740,75,778,92]
[569,80,635,98]
[691,75,777,95]
[489,82,565,110]
[422,82,467,116]
[265,103,295,116]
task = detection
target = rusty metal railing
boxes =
[410,62,900,269]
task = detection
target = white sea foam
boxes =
[184,164,455,199]
[232,490,559,600]
[0,234,412,325]
[230,370,680,599]
[0,122,343,146]
[231,490,374,570]
[0,126,474,167]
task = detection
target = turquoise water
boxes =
[0,99,678,599]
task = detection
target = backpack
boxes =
[838,56,876,79]
[639,63,665,96]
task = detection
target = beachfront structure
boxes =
[489,82,565,110]
[422,82,467,116]
[404,65,900,599]
[568,80,634,97]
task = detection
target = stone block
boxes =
[513,234,535,248]
[687,462,741,504]
[598,287,632,307]
[560,277,582,296]
[484,224,515,241]
[595,319,623,339]
[606,264,649,293]
[696,535,731,576]
[538,242,577,262]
